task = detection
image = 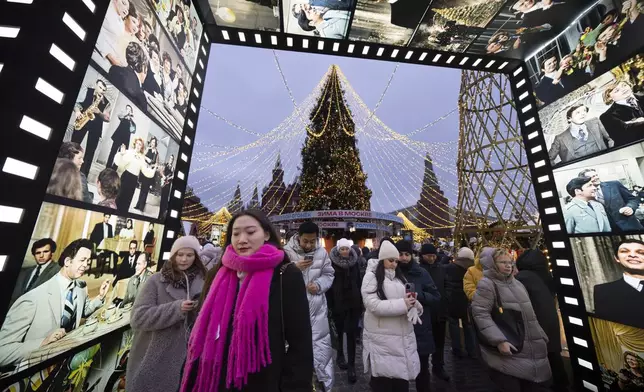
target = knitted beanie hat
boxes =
[379,240,399,260]
[170,236,201,259]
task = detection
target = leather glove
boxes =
[407,307,422,325]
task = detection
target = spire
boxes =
[275,151,282,171]
[249,182,260,209]
[423,153,439,188]
[227,182,243,214]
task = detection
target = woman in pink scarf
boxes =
[181,209,313,392]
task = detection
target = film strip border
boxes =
[0,0,110,325]
[508,63,603,392]
[206,25,523,75]
[156,30,211,269]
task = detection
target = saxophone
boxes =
[74,93,103,131]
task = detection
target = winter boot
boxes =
[336,353,348,370]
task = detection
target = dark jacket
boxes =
[89,222,113,247]
[420,261,448,320]
[399,261,440,356]
[183,258,314,392]
[600,181,643,231]
[594,278,644,329]
[445,257,474,319]
[353,245,367,279]
[108,65,148,111]
[328,248,362,314]
[113,252,141,285]
[600,96,644,147]
[515,250,561,353]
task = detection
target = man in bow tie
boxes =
[0,239,110,368]
[600,81,644,146]
[548,104,613,166]
[113,240,141,285]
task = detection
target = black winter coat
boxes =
[445,257,474,319]
[516,250,562,353]
[400,261,441,356]
[420,262,448,321]
[183,259,314,392]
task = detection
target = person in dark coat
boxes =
[181,209,313,392]
[329,239,363,383]
[419,243,449,381]
[108,41,148,112]
[445,247,477,358]
[107,105,136,169]
[516,249,569,392]
[397,241,440,392]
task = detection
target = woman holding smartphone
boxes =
[395,240,440,392]
[361,240,423,392]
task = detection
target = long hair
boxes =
[201,209,285,302]
[47,158,82,201]
[164,250,207,284]
[372,259,407,300]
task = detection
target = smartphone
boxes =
[304,255,314,262]
[405,283,417,299]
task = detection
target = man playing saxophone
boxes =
[72,79,112,177]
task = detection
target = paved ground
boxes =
[331,337,496,392]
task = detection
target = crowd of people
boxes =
[115,209,572,392]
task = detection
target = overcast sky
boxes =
[189,43,462,213]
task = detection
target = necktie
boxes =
[578,129,586,142]
[587,202,594,210]
[130,256,135,268]
[26,265,42,292]
[627,97,638,108]
[61,282,77,332]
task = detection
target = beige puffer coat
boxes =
[361,259,421,381]
[471,247,551,383]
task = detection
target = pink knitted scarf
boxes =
[180,244,284,391]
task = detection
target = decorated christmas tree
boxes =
[433,0,505,27]
[298,65,372,211]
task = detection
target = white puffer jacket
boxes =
[284,235,335,390]
[361,259,421,381]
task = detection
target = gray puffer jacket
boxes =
[472,248,551,384]
[284,235,335,391]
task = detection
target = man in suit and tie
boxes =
[89,213,113,248]
[0,239,110,368]
[564,176,611,234]
[113,240,140,285]
[10,239,60,305]
[548,104,614,166]
[108,41,148,111]
[600,81,644,147]
[106,105,136,169]
[122,252,153,305]
[579,168,644,231]
[593,239,644,328]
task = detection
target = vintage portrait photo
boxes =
[553,142,644,235]
[92,0,194,139]
[467,0,587,57]
[0,203,163,379]
[150,0,203,72]
[409,0,505,52]
[540,56,644,168]
[590,317,644,391]
[283,0,354,39]
[570,235,644,329]
[210,0,280,31]
[528,0,644,106]
[49,66,179,220]
[348,0,428,46]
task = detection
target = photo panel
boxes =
[570,235,644,330]
[540,53,644,169]
[283,0,354,39]
[409,0,505,52]
[527,0,644,107]
[150,0,204,72]
[348,0,427,46]
[92,0,193,139]
[466,0,587,58]
[48,66,180,220]
[210,0,280,31]
[0,202,163,379]
[589,317,644,392]
[553,142,644,235]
